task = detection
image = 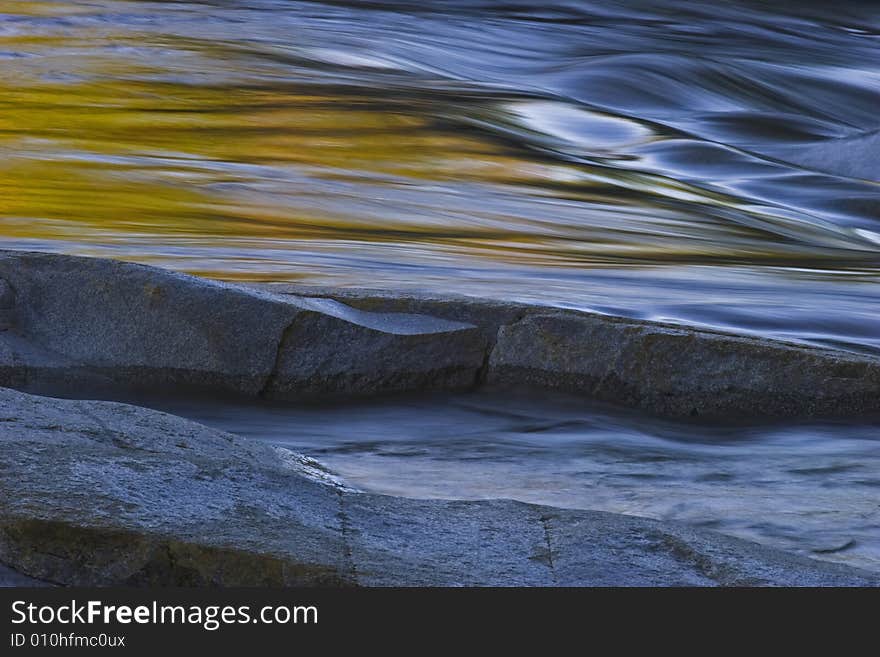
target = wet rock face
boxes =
[0,278,13,309]
[1,387,876,587]
[0,253,294,394]
[264,308,486,399]
[0,251,486,398]
[0,278,14,331]
[265,285,880,420]
[487,313,880,419]
[0,250,879,419]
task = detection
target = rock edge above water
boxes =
[1,250,878,420]
[1,386,875,587]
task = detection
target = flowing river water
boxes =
[2,1,879,572]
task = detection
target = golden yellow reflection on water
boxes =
[0,0,876,292]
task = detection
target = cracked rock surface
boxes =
[1,387,876,587]
[0,250,878,586]
[0,250,878,418]
[257,283,880,420]
[0,251,486,400]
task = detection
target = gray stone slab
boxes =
[343,496,555,586]
[0,251,294,395]
[0,387,350,586]
[264,309,486,399]
[257,282,880,421]
[544,511,871,587]
[1,387,876,587]
[0,251,487,398]
[487,312,880,420]
[1,249,879,418]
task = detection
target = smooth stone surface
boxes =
[0,278,13,331]
[263,283,880,420]
[254,283,533,343]
[487,313,880,419]
[0,387,350,586]
[0,251,291,394]
[0,278,14,309]
[1,387,876,587]
[264,309,486,398]
[0,251,485,398]
[1,250,879,419]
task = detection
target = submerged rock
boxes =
[1,387,875,587]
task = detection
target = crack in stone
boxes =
[258,317,298,399]
[336,491,360,586]
[649,531,752,587]
[478,312,528,388]
[78,406,113,440]
[540,514,558,584]
[474,341,492,388]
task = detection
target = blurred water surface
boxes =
[1,0,879,351]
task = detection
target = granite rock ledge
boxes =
[0,250,878,419]
[1,387,875,587]
[0,250,486,401]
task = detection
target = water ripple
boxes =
[1,0,878,352]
